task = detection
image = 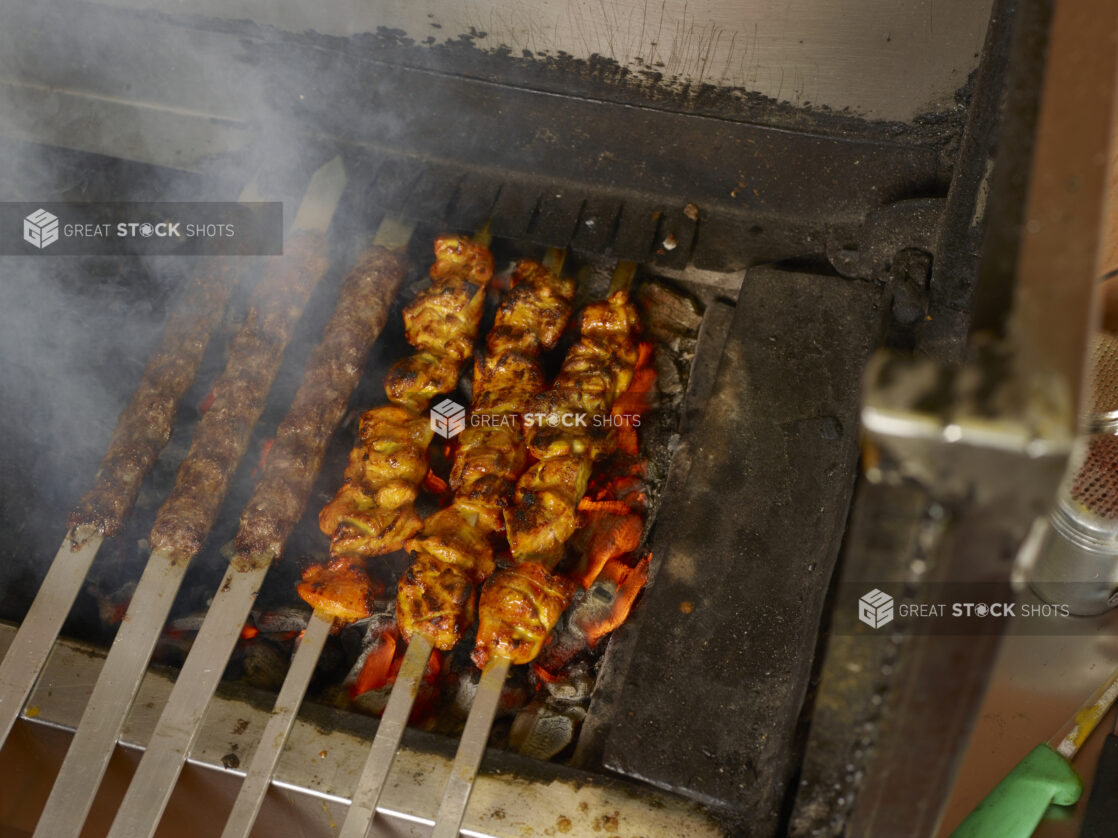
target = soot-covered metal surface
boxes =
[601,267,885,830]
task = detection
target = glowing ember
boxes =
[423,468,449,495]
[352,629,397,697]
[580,553,651,648]
[240,624,259,640]
[575,512,643,588]
[251,438,275,478]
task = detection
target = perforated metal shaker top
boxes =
[1090,331,1118,424]
[1070,434,1118,518]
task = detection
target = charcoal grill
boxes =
[0,0,1112,836]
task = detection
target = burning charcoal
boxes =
[435,665,532,734]
[635,281,702,350]
[253,606,314,636]
[537,662,595,704]
[350,684,391,717]
[343,611,399,700]
[539,556,651,673]
[509,699,586,761]
[90,579,136,628]
[165,611,209,634]
[241,638,289,692]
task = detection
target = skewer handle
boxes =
[33,547,190,838]
[431,658,511,838]
[220,611,333,838]
[339,635,433,838]
[106,561,272,838]
[0,530,102,747]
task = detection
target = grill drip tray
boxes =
[0,623,720,838]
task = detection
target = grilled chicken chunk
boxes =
[303,236,494,617]
[398,258,576,650]
[471,561,577,668]
[472,288,641,668]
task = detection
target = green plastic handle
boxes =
[950,744,1083,838]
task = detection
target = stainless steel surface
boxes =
[221,610,333,838]
[0,528,100,748]
[432,659,511,838]
[33,0,992,122]
[108,561,271,838]
[1026,434,1118,615]
[937,609,1118,836]
[338,635,433,838]
[0,624,723,838]
[32,546,191,837]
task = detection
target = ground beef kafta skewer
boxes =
[236,244,409,564]
[31,155,348,838]
[146,231,331,557]
[106,234,411,838]
[0,179,258,752]
[68,260,241,537]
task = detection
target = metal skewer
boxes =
[0,177,264,751]
[31,157,348,838]
[221,223,495,838]
[334,634,434,838]
[337,245,568,838]
[431,658,510,838]
[430,260,637,837]
[220,610,334,838]
[0,528,101,745]
[104,214,416,838]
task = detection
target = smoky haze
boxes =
[0,0,396,628]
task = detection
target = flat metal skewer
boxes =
[0,178,264,753]
[432,658,511,838]
[32,546,190,837]
[430,259,637,837]
[107,214,415,838]
[220,610,334,838]
[335,635,433,838]
[31,158,348,838]
[0,528,101,745]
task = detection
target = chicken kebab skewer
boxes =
[336,250,574,838]
[433,262,641,838]
[105,217,415,838]
[32,157,348,838]
[0,175,261,750]
[220,230,495,838]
